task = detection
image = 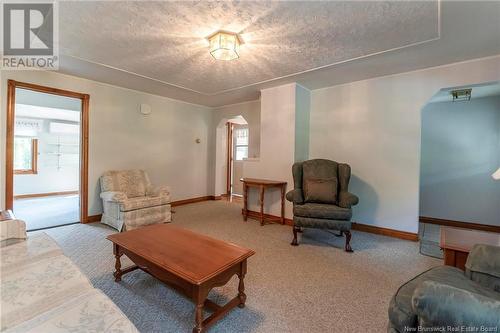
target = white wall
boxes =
[310,55,500,233]
[420,96,500,226]
[14,117,80,195]
[212,100,260,197]
[0,70,213,215]
[242,83,298,217]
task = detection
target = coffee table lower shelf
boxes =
[113,244,248,333]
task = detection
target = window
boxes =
[14,137,38,174]
[234,128,249,161]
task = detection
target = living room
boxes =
[1,1,499,333]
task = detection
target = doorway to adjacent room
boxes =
[5,80,89,231]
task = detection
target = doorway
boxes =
[226,117,249,198]
[418,81,500,257]
[6,80,89,230]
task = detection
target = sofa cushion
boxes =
[119,195,170,212]
[388,266,500,333]
[294,216,351,231]
[120,205,172,231]
[5,289,138,333]
[0,233,62,269]
[1,255,93,330]
[294,203,351,220]
[303,178,337,204]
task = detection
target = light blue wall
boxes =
[420,96,500,225]
[294,84,310,162]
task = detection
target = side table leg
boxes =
[259,185,265,226]
[243,182,248,221]
[113,244,123,282]
[280,184,285,224]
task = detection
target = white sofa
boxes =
[100,169,172,231]
[0,220,137,333]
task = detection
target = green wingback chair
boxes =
[286,159,359,252]
[388,244,500,332]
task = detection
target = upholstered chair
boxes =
[100,170,171,231]
[388,244,500,332]
[286,159,359,252]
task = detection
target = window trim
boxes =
[234,127,249,161]
[14,138,38,175]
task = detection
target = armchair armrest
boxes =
[465,244,500,290]
[100,191,127,203]
[146,185,170,198]
[338,191,359,208]
[412,281,500,328]
[286,189,304,204]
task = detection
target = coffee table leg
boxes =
[113,244,123,282]
[237,274,246,308]
[193,302,204,333]
[193,285,208,333]
[238,260,247,308]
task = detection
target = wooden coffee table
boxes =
[107,224,255,333]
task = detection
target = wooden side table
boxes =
[240,178,287,226]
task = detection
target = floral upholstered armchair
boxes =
[100,170,171,231]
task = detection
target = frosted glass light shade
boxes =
[208,31,241,61]
[492,167,500,180]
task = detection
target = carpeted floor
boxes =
[40,200,440,333]
[15,194,79,230]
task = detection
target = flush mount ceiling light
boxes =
[207,30,243,61]
[451,88,472,102]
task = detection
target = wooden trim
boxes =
[419,216,500,234]
[5,80,89,225]
[5,81,15,210]
[226,122,233,196]
[171,196,219,207]
[8,80,89,99]
[14,190,79,200]
[242,209,293,226]
[14,138,38,175]
[87,196,220,223]
[87,214,102,223]
[351,222,419,241]
[239,211,418,241]
[80,94,90,223]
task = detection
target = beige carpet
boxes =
[42,200,440,332]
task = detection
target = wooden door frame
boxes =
[226,122,234,196]
[6,80,90,223]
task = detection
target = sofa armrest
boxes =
[412,281,500,328]
[338,191,359,208]
[100,191,128,203]
[466,244,500,276]
[146,185,170,198]
[465,244,500,290]
[1,219,27,242]
[286,189,304,204]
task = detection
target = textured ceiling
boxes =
[59,1,439,95]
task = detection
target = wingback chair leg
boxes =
[344,231,353,252]
[291,226,299,246]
